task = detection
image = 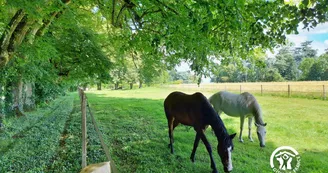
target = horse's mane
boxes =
[241,92,264,125]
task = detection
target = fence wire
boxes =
[164,83,327,100]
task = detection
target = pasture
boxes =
[164,81,328,100]
[0,87,327,172]
[86,87,327,173]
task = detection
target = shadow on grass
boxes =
[85,93,328,173]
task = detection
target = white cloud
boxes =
[286,35,307,47]
[297,23,328,35]
[324,40,328,46]
[311,41,327,56]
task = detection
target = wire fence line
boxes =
[163,83,327,100]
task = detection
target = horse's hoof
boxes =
[239,139,244,143]
[249,138,254,142]
[212,169,218,173]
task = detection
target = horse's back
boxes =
[164,91,211,126]
[164,91,206,113]
[210,91,252,116]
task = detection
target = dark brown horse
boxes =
[164,91,236,173]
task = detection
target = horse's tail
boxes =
[164,106,171,119]
[163,98,172,120]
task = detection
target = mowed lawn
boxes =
[86,87,328,173]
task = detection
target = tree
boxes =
[299,58,315,80]
[274,46,299,80]
[168,70,197,84]
[293,41,317,64]
[307,54,328,80]
[1,0,328,116]
[262,68,285,82]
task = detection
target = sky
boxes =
[286,22,328,55]
[176,22,328,83]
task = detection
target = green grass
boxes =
[0,93,75,172]
[85,87,328,173]
[0,87,326,172]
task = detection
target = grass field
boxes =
[164,81,328,100]
[85,87,328,173]
[0,87,327,172]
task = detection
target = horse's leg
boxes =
[172,120,179,144]
[239,116,245,143]
[199,130,218,173]
[190,132,201,162]
[167,118,174,154]
[248,117,254,142]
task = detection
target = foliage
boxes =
[293,41,317,64]
[307,54,328,80]
[274,45,299,81]
[299,58,315,80]
[0,94,74,172]
[168,69,197,84]
[210,42,326,83]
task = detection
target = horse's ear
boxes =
[254,123,259,127]
[230,133,237,139]
[264,123,267,126]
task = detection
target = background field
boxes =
[164,81,328,100]
[86,87,328,173]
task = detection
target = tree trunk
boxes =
[0,83,3,127]
[0,9,26,68]
[0,82,3,114]
[130,83,133,89]
[139,80,143,88]
[82,84,87,91]
[12,76,25,117]
[23,82,35,112]
[114,82,118,90]
[97,82,102,90]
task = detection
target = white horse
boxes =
[209,91,267,147]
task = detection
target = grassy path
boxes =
[0,94,74,172]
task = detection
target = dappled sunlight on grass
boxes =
[86,87,328,172]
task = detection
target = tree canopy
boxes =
[0,0,328,115]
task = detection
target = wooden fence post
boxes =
[79,88,87,168]
[288,84,291,98]
[323,85,326,100]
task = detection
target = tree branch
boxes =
[0,9,26,68]
[115,4,127,27]
[112,0,116,26]
[131,51,140,71]
[155,0,178,15]
[36,0,71,37]
[8,15,33,53]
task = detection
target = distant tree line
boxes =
[210,41,328,83]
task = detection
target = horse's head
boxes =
[217,133,236,172]
[255,123,267,147]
